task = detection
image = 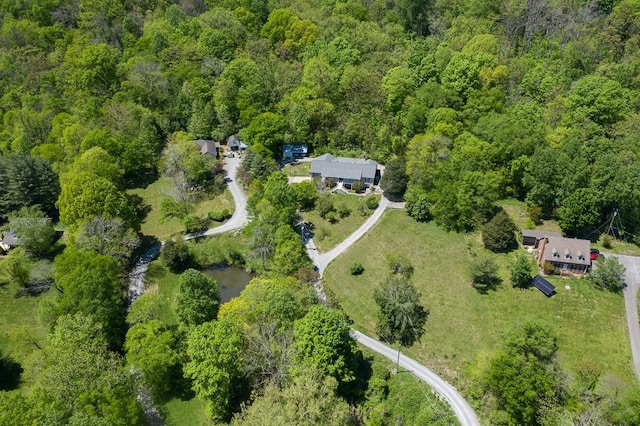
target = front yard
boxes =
[128,177,235,241]
[323,210,635,391]
[301,193,380,252]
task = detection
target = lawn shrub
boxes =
[183,215,206,233]
[337,203,351,218]
[528,206,543,225]
[315,195,335,218]
[161,239,191,272]
[350,261,364,275]
[208,210,226,222]
[326,211,339,224]
[365,196,379,210]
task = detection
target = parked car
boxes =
[590,248,601,261]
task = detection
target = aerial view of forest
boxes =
[2,0,640,424]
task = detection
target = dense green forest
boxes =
[3,0,640,424]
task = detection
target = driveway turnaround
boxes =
[606,253,640,382]
[352,330,480,426]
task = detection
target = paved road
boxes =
[185,156,248,240]
[605,253,640,382]
[315,196,389,274]
[352,330,480,426]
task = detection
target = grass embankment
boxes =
[323,210,634,389]
[128,177,234,241]
[301,194,380,252]
[285,161,311,177]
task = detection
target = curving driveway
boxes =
[128,156,247,305]
[353,330,479,426]
[315,196,389,274]
[306,198,480,426]
[184,155,248,240]
[128,165,480,426]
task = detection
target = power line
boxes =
[320,266,454,424]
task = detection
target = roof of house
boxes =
[194,139,220,156]
[310,155,378,181]
[227,135,247,149]
[542,236,591,266]
[283,144,308,156]
[2,230,18,246]
[522,230,561,239]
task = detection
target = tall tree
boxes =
[0,154,59,220]
[7,206,55,257]
[124,320,182,400]
[482,210,517,252]
[53,248,126,348]
[57,171,138,231]
[37,314,140,425]
[176,269,221,327]
[230,369,351,426]
[184,316,246,421]
[75,216,140,263]
[374,276,428,346]
[486,321,564,425]
[293,305,359,384]
[380,158,409,199]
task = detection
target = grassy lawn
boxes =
[499,198,562,234]
[0,258,54,385]
[301,194,380,252]
[284,161,311,177]
[144,261,180,326]
[323,210,635,390]
[128,177,235,241]
[159,395,212,426]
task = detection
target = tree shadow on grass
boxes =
[0,351,23,390]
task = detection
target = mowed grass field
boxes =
[301,194,379,252]
[128,177,235,241]
[323,210,635,388]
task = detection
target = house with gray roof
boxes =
[310,154,379,188]
[537,236,591,276]
[227,135,247,151]
[522,229,561,248]
[0,230,18,252]
[194,139,220,158]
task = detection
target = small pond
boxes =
[203,266,253,303]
